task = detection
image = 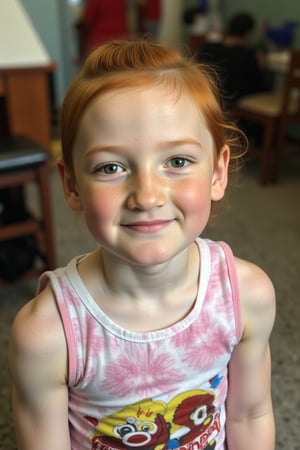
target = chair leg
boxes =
[272,120,287,183]
[37,164,56,270]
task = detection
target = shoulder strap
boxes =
[37,269,79,385]
[218,241,243,343]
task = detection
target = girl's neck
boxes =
[77,243,200,332]
[98,243,199,301]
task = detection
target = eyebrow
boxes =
[84,145,122,157]
[159,138,203,149]
[84,138,203,157]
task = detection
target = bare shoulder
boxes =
[234,257,276,338]
[10,287,71,449]
[234,257,275,307]
[11,284,65,349]
[10,284,67,381]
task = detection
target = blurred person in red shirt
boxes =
[137,0,161,40]
[82,0,129,55]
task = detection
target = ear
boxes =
[57,159,83,212]
[211,145,230,201]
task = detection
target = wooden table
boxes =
[0,62,56,151]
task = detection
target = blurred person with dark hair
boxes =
[227,12,255,37]
[198,12,268,106]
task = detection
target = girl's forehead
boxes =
[84,85,205,123]
[73,85,214,159]
[79,89,209,142]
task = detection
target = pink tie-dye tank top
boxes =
[38,238,242,450]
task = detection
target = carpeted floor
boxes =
[0,158,299,449]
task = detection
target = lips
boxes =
[121,220,173,233]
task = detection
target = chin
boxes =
[123,243,184,267]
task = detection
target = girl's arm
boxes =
[9,286,71,450]
[226,258,276,450]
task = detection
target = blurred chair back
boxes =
[273,48,300,180]
[0,135,55,283]
[233,48,300,184]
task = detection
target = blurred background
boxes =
[14,0,300,111]
[0,1,299,449]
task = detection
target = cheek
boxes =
[80,185,120,225]
[175,179,212,213]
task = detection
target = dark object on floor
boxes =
[0,135,56,283]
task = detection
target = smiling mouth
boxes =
[121,220,173,233]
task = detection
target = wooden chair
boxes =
[232,48,300,184]
[0,135,55,282]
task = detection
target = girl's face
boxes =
[60,86,229,266]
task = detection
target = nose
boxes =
[126,170,166,211]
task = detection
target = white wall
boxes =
[21,0,79,107]
[0,0,50,67]
[159,0,185,49]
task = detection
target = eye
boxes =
[191,405,208,425]
[141,422,158,434]
[97,163,125,175]
[166,157,190,169]
[115,424,137,437]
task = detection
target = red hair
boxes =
[60,40,244,173]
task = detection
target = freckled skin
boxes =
[68,86,228,266]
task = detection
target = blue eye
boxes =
[167,157,189,168]
[98,163,124,174]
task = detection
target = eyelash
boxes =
[96,163,125,175]
[94,156,193,176]
[165,157,192,169]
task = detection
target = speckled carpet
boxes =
[0,158,299,450]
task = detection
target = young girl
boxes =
[9,40,276,450]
